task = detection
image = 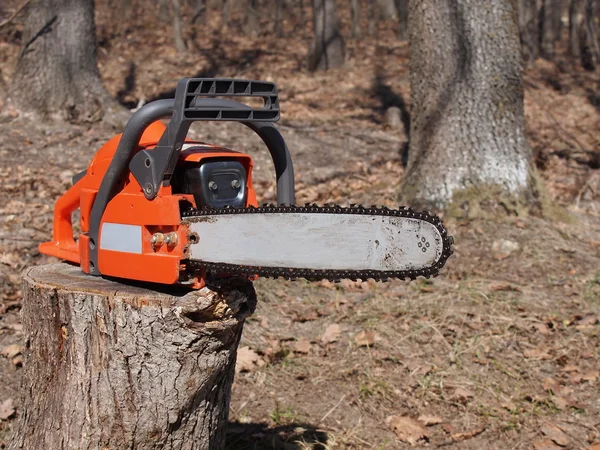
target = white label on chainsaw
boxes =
[188,213,443,271]
[100,223,142,254]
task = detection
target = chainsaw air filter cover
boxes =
[182,160,247,209]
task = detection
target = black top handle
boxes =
[87,78,295,276]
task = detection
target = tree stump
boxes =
[9,263,256,450]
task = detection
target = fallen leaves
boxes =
[533,439,564,450]
[235,347,265,373]
[320,323,341,345]
[0,398,15,420]
[541,423,570,447]
[523,348,552,360]
[354,330,377,347]
[0,344,22,366]
[385,416,428,445]
[451,386,474,404]
[491,239,520,260]
[293,338,311,354]
[449,425,486,442]
[1,344,22,359]
[417,414,443,426]
[386,414,485,446]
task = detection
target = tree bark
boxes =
[158,0,171,22]
[307,0,345,71]
[377,0,398,19]
[9,0,124,124]
[540,0,563,59]
[518,0,540,63]
[191,0,206,24]
[569,0,584,59]
[8,263,256,450]
[367,0,377,34]
[275,0,285,37]
[350,0,362,38]
[244,0,260,36]
[395,0,408,40]
[173,0,187,53]
[580,0,599,70]
[402,0,539,211]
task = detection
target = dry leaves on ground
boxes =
[385,415,428,446]
[417,414,443,426]
[320,323,341,344]
[236,346,265,373]
[541,423,570,447]
[523,347,552,360]
[0,399,15,420]
[451,386,474,403]
[354,330,377,347]
[0,344,22,359]
[533,439,564,450]
[294,337,311,354]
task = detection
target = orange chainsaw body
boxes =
[39,120,258,288]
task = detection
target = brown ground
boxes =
[1,2,599,449]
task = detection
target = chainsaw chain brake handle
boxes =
[87,78,295,276]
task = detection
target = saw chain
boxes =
[182,204,454,282]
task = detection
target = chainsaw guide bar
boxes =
[182,204,454,282]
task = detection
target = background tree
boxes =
[540,0,563,59]
[350,0,362,38]
[275,0,285,37]
[401,0,540,211]
[10,0,124,124]
[579,0,599,70]
[307,0,345,71]
[245,0,260,36]
[518,0,540,63]
[173,0,187,53]
[394,0,408,40]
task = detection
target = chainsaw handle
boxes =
[88,99,174,275]
[88,95,295,276]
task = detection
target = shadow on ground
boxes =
[226,421,328,450]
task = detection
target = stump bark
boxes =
[9,263,256,450]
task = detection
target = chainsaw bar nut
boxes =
[164,232,179,248]
[151,232,165,250]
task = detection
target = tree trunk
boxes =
[377,0,397,19]
[518,0,540,63]
[307,0,345,71]
[9,0,124,124]
[350,0,362,38]
[221,0,230,27]
[191,0,206,24]
[275,0,284,37]
[367,0,377,34]
[402,0,539,211]
[8,263,256,450]
[158,0,171,22]
[173,0,187,53]
[580,0,599,70]
[569,0,584,59]
[244,0,260,36]
[540,0,563,59]
[395,0,408,40]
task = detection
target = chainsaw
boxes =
[40,78,453,288]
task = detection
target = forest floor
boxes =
[1,2,600,449]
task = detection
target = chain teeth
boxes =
[181,204,454,282]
